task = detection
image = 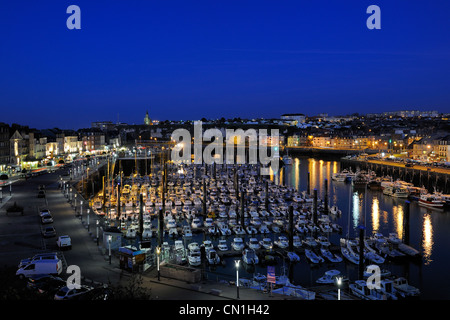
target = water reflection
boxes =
[422,213,434,265]
[294,158,300,189]
[372,197,380,233]
[352,191,361,230]
[393,205,404,241]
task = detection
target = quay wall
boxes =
[285,147,378,158]
[340,158,450,194]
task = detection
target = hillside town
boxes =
[1,110,449,176]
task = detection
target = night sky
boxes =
[1,0,449,130]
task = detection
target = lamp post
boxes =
[108,235,112,265]
[235,260,240,299]
[80,200,83,220]
[156,246,161,281]
[87,209,90,232]
[96,219,99,246]
[0,187,2,203]
[336,276,342,300]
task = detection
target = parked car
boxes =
[41,213,54,224]
[56,235,72,250]
[39,208,51,217]
[54,285,94,300]
[73,286,112,300]
[27,274,66,295]
[42,226,56,238]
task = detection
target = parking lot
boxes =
[0,166,122,285]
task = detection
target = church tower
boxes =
[144,111,151,125]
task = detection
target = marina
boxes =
[84,154,450,299]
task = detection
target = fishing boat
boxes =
[349,280,386,300]
[352,171,369,188]
[418,193,445,208]
[392,277,420,298]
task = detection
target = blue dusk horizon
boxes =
[0,0,449,130]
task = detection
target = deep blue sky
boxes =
[1,0,449,129]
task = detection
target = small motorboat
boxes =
[316,270,348,284]
[287,251,300,262]
[304,248,324,264]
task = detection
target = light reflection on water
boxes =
[422,213,434,265]
[281,157,436,267]
[372,197,380,233]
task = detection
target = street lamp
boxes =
[96,219,99,246]
[235,260,240,299]
[80,200,83,220]
[87,209,90,232]
[108,235,112,265]
[156,246,161,281]
[335,276,343,300]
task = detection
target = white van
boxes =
[16,259,63,279]
[18,252,59,268]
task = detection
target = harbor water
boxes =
[118,156,450,300]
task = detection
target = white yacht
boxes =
[217,239,228,251]
[316,270,347,284]
[304,248,324,264]
[231,237,245,251]
[259,238,273,251]
[188,249,201,267]
[242,248,259,265]
[274,236,289,249]
[247,237,261,250]
[206,249,220,265]
[350,280,386,300]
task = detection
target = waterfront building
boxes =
[281,113,306,126]
[0,123,10,172]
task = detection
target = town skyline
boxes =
[1,1,450,130]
